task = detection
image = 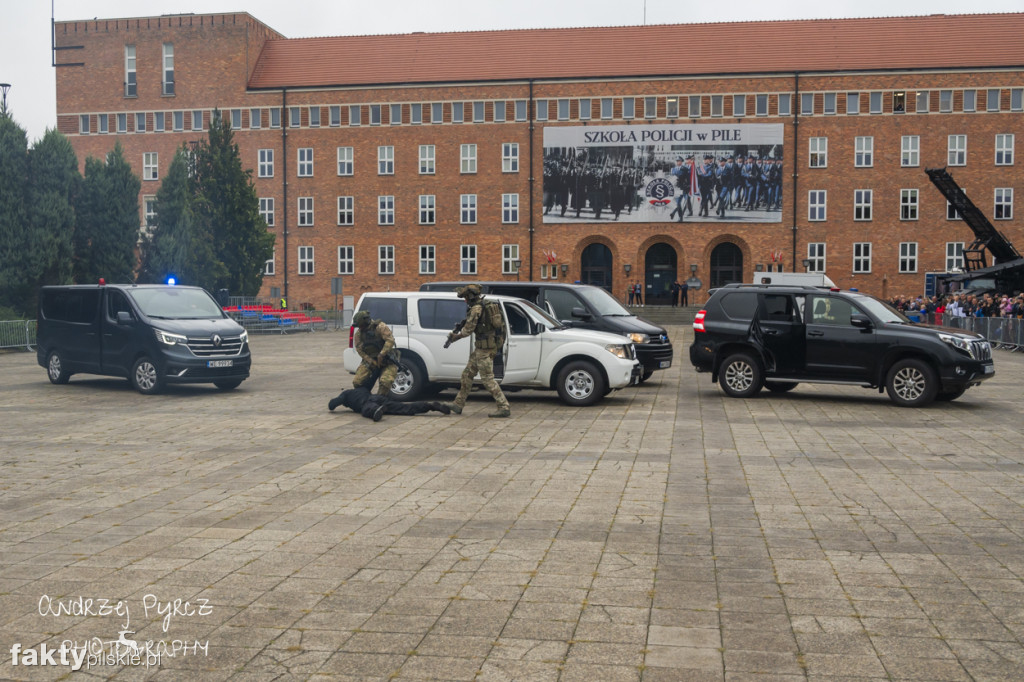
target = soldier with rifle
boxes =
[444,285,511,418]
[351,310,400,395]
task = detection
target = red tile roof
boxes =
[247,13,1024,89]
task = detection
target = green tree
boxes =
[74,143,141,284]
[0,113,30,313]
[28,130,80,294]
[192,113,274,296]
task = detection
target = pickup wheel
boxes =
[718,353,762,398]
[764,381,798,393]
[214,380,243,390]
[389,360,425,402]
[885,358,938,407]
[131,356,165,395]
[47,351,72,384]
[556,360,606,407]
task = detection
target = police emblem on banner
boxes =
[645,178,674,206]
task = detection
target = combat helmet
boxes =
[353,310,372,327]
[456,284,483,301]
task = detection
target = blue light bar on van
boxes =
[167,277,176,286]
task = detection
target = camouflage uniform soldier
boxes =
[445,285,511,418]
[352,310,400,395]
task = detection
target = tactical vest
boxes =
[359,320,399,362]
[472,299,504,351]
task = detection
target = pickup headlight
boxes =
[938,333,974,358]
[627,332,650,344]
[154,329,188,346]
[605,344,631,360]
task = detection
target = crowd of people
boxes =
[889,292,1024,321]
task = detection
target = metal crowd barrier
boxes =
[0,320,37,351]
[941,314,1024,350]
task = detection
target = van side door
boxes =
[101,289,136,376]
[500,301,543,384]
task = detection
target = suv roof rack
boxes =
[719,283,826,291]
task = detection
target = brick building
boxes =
[54,12,1024,306]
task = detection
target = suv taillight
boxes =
[349,325,355,348]
[693,310,707,333]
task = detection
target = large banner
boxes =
[542,123,785,223]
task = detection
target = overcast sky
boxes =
[3,0,1022,143]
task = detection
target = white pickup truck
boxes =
[343,292,642,406]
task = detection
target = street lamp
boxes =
[802,258,811,272]
[513,259,522,282]
[624,263,632,275]
[560,263,569,278]
[690,264,698,274]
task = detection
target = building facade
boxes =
[54,12,1024,306]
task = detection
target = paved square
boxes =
[1,327,1023,680]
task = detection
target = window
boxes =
[945,242,964,271]
[597,98,611,120]
[685,95,700,118]
[142,195,156,227]
[162,43,174,95]
[154,112,165,132]
[733,94,747,117]
[622,97,635,119]
[808,190,826,221]
[645,96,657,119]
[809,137,827,167]
[451,102,464,123]
[515,100,527,121]
[536,99,548,121]
[349,105,361,126]
[963,89,976,112]
[916,90,930,113]
[854,189,872,221]
[259,197,275,227]
[502,244,520,274]
[289,107,301,128]
[901,136,920,167]
[338,246,354,275]
[807,243,826,273]
[391,103,403,125]
[297,148,313,177]
[298,246,314,275]
[854,136,873,167]
[948,135,967,166]
[378,196,395,225]
[755,94,768,116]
[143,152,158,181]
[940,89,953,112]
[777,93,791,116]
[419,245,436,275]
[330,105,341,126]
[264,249,275,276]
[711,95,723,117]
[502,143,519,173]
[995,188,1013,219]
[124,46,136,97]
[337,147,353,176]
[461,194,477,224]
[309,106,320,127]
[460,245,477,275]
[900,189,919,220]
[413,145,434,175]
[410,103,422,124]
[98,114,108,134]
[249,108,261,129]
[419,195,436,225]
[801,92,814,115]
[461,144,477,173]
[378,246,395,274]
[378,146,394,175]
[502,193,519,223]
[823,93,836,115]
[853,242,872,273]
[996,134,1014,165]
[298,197,314,226]
[370,104,381,125]
[135,113,146,133]
[494,100,506,122]
[947,196,964,221]
[846,92,860,115]
[557,99,570,121]
[230,109,241,129]
[270,108,281,128]
[892,91,906,113]
[1013,88,1023,111]
[579,98,592,120]
[337,196,354,226]
[431,102,444,123]
[258,149,274,178]
[899,242,918,273]
[869,91,882,114]
[116,113,127,133]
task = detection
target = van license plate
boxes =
[659,360,671,369]
[208,360,233,368]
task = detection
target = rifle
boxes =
[443,319,467,349]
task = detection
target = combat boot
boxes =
[328,396,342,411]
[488,407,511,418]
[431,402,451,415]
[448,403,463,414]
[372,404,385,422]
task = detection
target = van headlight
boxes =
[627,333,650,344]
[154,329,187,346]
[605,344,630,359]
[939,333,973,358]
[239,330,248,344]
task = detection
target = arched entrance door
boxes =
[581,243,613,292]
[644,243,677,305]
[710,242,744,288]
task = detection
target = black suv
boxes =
[690,284,994,406]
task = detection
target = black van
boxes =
[420,281,672,380]
[37,284,251,394]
